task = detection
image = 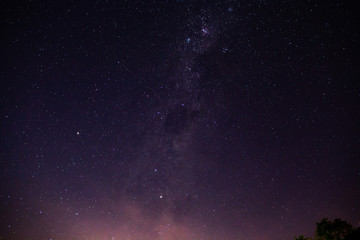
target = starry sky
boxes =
[0,1,359,240]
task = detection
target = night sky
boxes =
[1,1,359,240]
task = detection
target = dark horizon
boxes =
[1,1,359,239]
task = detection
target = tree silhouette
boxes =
[315,218,353,240]
[295,235,312,240]
[295,218,360,240]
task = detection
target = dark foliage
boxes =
[295,218,360,240]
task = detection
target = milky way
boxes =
[1,1,359,240]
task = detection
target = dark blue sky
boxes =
[1,1,359,239]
